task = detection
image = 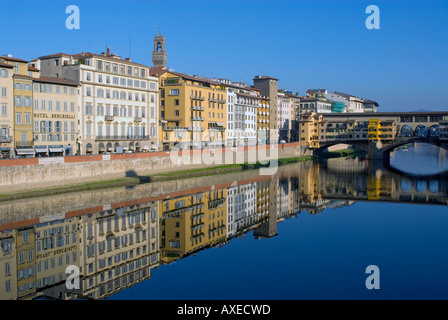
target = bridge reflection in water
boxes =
[0,158,446,300]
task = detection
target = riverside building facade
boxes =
[32,77,80,156]
[153,70,227,150]
[0,59,14,158]
[33,49,159,155]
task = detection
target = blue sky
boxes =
[1,0,447,111]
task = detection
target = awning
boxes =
[49,147,64,153]
[35,148,48,153]
[142,146,149,150]
[15,148,35,155]
[216,122,224,127]
[107,147,113,151]
[122,147,129,150]
[0,147,10,151]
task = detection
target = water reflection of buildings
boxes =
[1,159,447,300]
[78,201,159,299]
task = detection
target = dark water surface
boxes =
[1,143,447,300]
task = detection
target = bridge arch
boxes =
[429,125,439,137]
[382,137,448,154]
[415,125,428,137]
[400,125,413,137]
[312,140,369,156]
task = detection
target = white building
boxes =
[298,96,332,115]
[325,91,366,113]
[226,182,257,237]
[213,79,259,147]
[32,49,159,155]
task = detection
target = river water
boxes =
[0,143,447,300]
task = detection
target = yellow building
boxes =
[298,112,322,148]
[0,56,36,157]
[160,188,227,263]
[16,227,36,299]
[257,97,270,144]
[0,60,14,158]
[32,77,80,156]
[368,119,381,140]
[0,229,17,299]
[152,70,227,150]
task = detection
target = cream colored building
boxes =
[0,61,14,158]
[32,77,80,156]
[33,50,159,155]
[78,202,159,299]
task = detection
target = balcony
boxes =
[0,136,11,143]
[191,116,205,121]
[163,126,191,131]
[190,95,205,101]
[208,127,225,132]
[208,198,225,209]
[209,97,218,102]
[96,135,149,141]
[217,99,226,104]
[191,106,205,111]
[105,115,114,121]
[134,116,142,122]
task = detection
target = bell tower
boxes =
[152,28,167,68]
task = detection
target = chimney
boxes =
[107,47,110,55]
[125,58,131,61]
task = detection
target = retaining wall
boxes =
[0,143,300,193]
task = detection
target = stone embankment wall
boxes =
[0,143,300,192]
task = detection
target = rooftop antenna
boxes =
[128,32,131,59]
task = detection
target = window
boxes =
[174,110,179,117]
[0,69,9,77]
[16,112,22,124]
[170,89,179,96]
[25,112,31,125]
[1,104,6,117]
[1,87,6,97]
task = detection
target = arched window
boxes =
[157,42,162,52]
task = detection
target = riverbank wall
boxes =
[0,143,301,193]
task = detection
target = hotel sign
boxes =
[34,113,75,119]
[36,245,77,259]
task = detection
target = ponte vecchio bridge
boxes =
[299,111,448,159]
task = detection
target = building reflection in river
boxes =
[1,156,447,300]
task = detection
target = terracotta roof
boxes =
[13,74,34,80]
[28,66,40,72]
[34,76,79,86]
[363,99,379,106]
[0,62,13,68]
[235,91,262,99]
[253,75,279,81]
[73,52,150,68]
[168,71,221,86]
[38,53,72,60]
[0,55,28,63]
[149,67,168,77]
